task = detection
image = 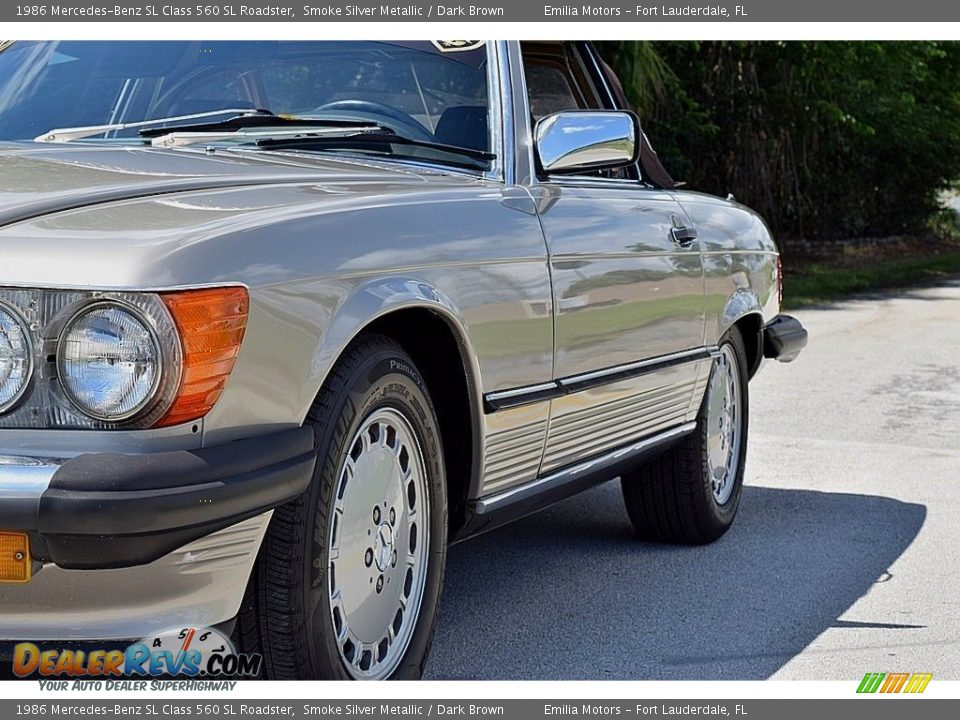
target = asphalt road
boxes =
[425,278,960,680]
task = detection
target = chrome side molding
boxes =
[484,346,719,412]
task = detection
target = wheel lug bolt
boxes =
[376,575,384,593]
[373,506,381,524]
[391,549,398,567]
[364,548,373,567]
[389,508,396,525]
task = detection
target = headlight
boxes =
[57,302,162,422]
[0,301,32,414]
[0,286,246,430]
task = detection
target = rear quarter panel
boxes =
[673,191,780,345]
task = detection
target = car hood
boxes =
[0,143,486,289]
[0,142,450,228]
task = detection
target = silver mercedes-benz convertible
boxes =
[0,40,806,679]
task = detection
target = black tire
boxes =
[621,328,750,544]
[237,333,448,679]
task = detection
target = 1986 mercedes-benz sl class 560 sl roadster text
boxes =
[0,40,806,679]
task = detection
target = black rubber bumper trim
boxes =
[763,314,808,362]
[35,427,317,570]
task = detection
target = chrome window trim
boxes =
[582,41,618,110]
[484,346,719,412]
[486,41,507,184]
[537,176,653,189]
[581,40,647,184]
[503,40,536,187]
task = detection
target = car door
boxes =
[521,42,709,474]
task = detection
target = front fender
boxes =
[200,274,487,447]
[306,275,485,417]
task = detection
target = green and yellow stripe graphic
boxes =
[857,672,933,694]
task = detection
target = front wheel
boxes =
[239,333,447,679]
[621,328,749,544]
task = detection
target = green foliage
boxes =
[597,41,960,246]
[783,252,960,307]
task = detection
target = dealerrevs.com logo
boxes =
[13,627,261,679]
[857,672,933,694]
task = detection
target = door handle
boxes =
[670,225,698,246]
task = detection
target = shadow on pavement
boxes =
[425,481,926,680]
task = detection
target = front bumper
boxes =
[763,314,808,363]
[0,512,272,641]
[0,427,316,570]
[0,427,315,641]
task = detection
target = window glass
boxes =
[521,42,635,180]
[524,64,583,119]
[0,41,492,164]
[521,41,603,121]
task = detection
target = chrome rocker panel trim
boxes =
[457,421,697,539]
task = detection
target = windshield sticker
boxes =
[431,41,486,53]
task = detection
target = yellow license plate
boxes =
[0,532,30,583]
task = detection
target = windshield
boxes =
[0,41,492,166]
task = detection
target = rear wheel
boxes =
[621,328,749,544]
[238,333,447,679]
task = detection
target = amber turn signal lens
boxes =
[0,532,30,583]
[156,287,249,428]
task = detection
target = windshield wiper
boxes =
[145,115,385,148]
[34,108,274,144]
[139,114,379,139]
[255,131,496,170]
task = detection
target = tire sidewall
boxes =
[701,329,750,527]
[303,347,447,680]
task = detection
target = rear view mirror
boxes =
[534,110,640,174]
